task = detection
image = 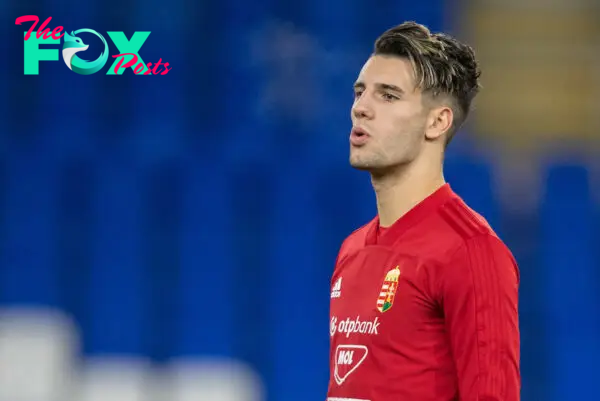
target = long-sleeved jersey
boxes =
[326,184,520,401]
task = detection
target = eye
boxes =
[381,92,399,102]
[354,89,363,99]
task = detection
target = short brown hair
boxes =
[374,21,482,145]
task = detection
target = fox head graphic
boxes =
[62,31,89,70]
[61,29,109,75]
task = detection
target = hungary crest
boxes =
[376,266,400,313]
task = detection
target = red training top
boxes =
[327,183,520,401]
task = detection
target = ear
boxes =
[424,106,453,141]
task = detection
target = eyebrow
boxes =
[353,81,405,94]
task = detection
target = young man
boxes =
[327,22,520,401]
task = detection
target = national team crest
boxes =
[376,266,400,313]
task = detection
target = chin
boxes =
[350,155,404,176]
[349,157,377,171]
[350,163,372,171]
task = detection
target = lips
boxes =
[350,126,370,146]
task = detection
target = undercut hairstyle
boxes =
[374,21,482,145]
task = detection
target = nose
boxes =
[352,95,374,120]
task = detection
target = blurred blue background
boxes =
[1,0,600,400]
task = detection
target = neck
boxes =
[371,153,445,228]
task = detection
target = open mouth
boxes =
[350,127,370,145]
[352,127,369,137]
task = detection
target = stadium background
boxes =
[1,0,600,400]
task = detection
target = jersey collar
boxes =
[364,183,454,247]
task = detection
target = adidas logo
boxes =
[331,277,342,299]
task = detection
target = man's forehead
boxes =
[356,55,415,87]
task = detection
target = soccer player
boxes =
[327,22,520,401]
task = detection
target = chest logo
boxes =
[376,266,400,313]
[333,344,368,385]
[331,277,342,299]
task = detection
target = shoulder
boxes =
[418,196,519,282]
[437,199,520,286]
[396,195,507,262]
[428,195,509,259]
[443,198,515,260]
[438,196,498,242]
[335,217,375,266]
[449,233,519,277]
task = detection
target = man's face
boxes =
[349,55,429,173]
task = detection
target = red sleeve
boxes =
[442,234,521,401]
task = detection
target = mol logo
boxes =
[338,349,354,364]
[333,345,368,385]
[15,15,171,75]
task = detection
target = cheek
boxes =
[385,113,418,139]
[382,113,425,149]
[396,108,427,133]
